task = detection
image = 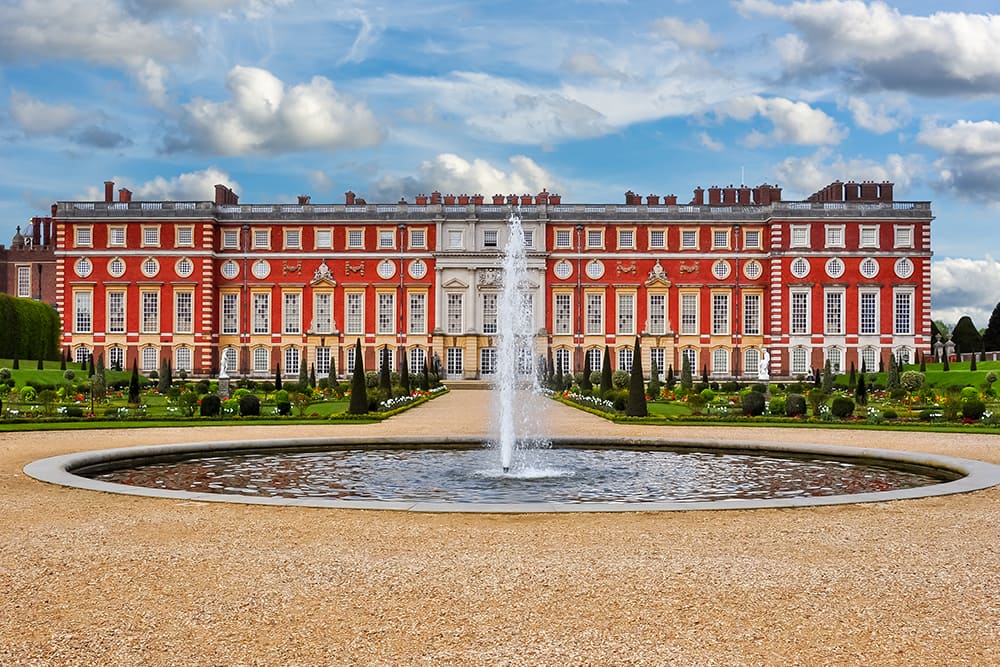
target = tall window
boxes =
[346,345,357,374]
[711,293,729,335]
[16,266,30,298]
[650,348,665,379]
[446,294,463,334]
[894,290,913,335]
[283,292,301,334]
[555,348,571,375]
[221,293,238,335]
[790,290,809,335]
[859,290,879,335]
[142,347,157,372]
[108,291,126,333]
[586,348,602,372]
[480,348,497,375]
[174,291,193,334]
[681,348,697,374]
[744,348,760,378]
[826,347,843,373]
[410,347,426,374]
[617,293,635,335]
[680,293,698,335]
[743,293,761,336]
[253,347,270,374]
[825,290,843,335]
[554,294,571,334]
[75,291,92,333]
[142,292,160,334]
[253,293,270,334]
[174,347,191,373]
[108,346,125,372]
[446,348,463,375]
[346,293,363,334]
[586,293,603,335]
[648,294,666,335]
[378,293,395,334]
[482,293,498,334]
[409,293,426,334]
[861,347,878,372]
[284,347,300,375]
[791,347,809,375]
[618,346,633,372]
[712,348,729,375]
[314,293,333,334]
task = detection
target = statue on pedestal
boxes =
[757,350,770,381]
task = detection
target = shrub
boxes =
[882,409,898,420]
[199,394,222,417]
[275,401,292,416]
[611,370,629,389]
[64,406,84,418]
[63,369,76,381]
[959,386,980,402]
[20,386,37,402]
[365,371,379,388]
[239,394,261,417]
[196,379,210,395]
[686,393,706,414]
[590,371,601,387]
[831,396,856,419]
[962,398,986,420]
[0,368,10,381]
[785,393,807,417]
[741,391,766,416]
[232,388,251,401]
[273,389,289,404]
[767,396,785,415]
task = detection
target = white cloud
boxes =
[772,148,922,196]
[8,90,80,135]
[717,95,847,146]
[650,17,720,50]
[919,120,1000,156]
[561,52,627,81]
[82,167,239,201]
[918,120,1000,199]
[843,96,909,134]
[369,153,559,201]
[170,66,384,155]
[931,257,1000,326]
[698,132,724,152]
[307,170,334,193]
[736,0,1000,94]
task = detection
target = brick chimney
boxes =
[118,188,132,203]
[707,186,722,206]
[297,195,311,205]
[104,181,114,203]
[691,187,705,206]
[878,181,894,202]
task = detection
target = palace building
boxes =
[42,178,932,381]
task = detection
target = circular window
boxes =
[141,257,160,278]
[221,260,239,279]
[712,260,731,280]
[75,257,92,278]
[825,257,845,279]
[859,257,879,279]
[895,257,914,279]
[377,259,396,279]
[554,260,573,280]
[743,260,763,280]
[175,257,194,278]
[408,260,427,280]
[585,260,605,280]
[252,260,270,280]
[790,257,810,278]
[107,257,126,278]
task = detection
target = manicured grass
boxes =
[646,402,691,417]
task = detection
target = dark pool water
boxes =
[89,446,951,504]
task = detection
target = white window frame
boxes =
[174,291,193,334]
[222,229,239,249]
[825,224,845,248]
[585,293,604,335]
[617,292,635,335]
[894,288,913,335]
[680,229,698,249]
[346,293,364,334]
[648,229,666,249]
[409,292,426,334]
[790,290,810,335]
[377,293,395,335]
[283,292,301,335]
[555,229,572,249]
[347,229,364,249]
[617,228,635,250]
[74,291,93,333]
[894,225,914,249]
[711,293,729,336]
[283,228,302,250]
[314,293,333,334]
[618,346,633,372]
[648,293,666,335]
[482,293,498,334]
[859,289,879,336]
[712,347,729,376]
[315,228,333,250]
[825,289,844,335]
[221,292,238,335]
[16,265,31,298]
[142,225,160,248]
[253,293,270,335]
[790,225,810,248]
[141,291,160,334]
[859,225,879,248]
[554,293,572,334]
[743,293,761,336]
[680,293,698,335]
[446,293,464,334]
[107,291,126,334]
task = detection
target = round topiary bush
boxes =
[831,396,856,419]
[611,370,629,389]
[785,393,807,417]
[276,400,291,416]
[882,409,898,420]
[239,394,261,417]
[741,391,766,416]
[0,368,10,381]
[199,394,222,417]
[767,396,785,415]
[962,398,986,420]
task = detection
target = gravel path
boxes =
[2,390,999,666]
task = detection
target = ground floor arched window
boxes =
[791,347,809,375]
[410,346,427,375]
[253,347,270,374]
[174,346,192,373]
[284,346,300,375]
[743,347,760,378]
[555,348,571,375]
[711,347,729,376]
[681,348,697,375]
[861,346,878,373]
[141,346,158,372]
[586,347,603,372]
[617,346,633,372]
[74,346,91,365]
[108,346,125,372]
[825,346,843,374]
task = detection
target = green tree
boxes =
[626,337,647,417]
[822,359,833,393]
[379,347,392,395]
[983,301,1000,351]
[399,347,411,395]
[680,356,693,390]
[886,354,900,389]
[951,315,982,354]
[666,364,676,390]
[309,363,316,389]
[599,345,613,395]
[127,359,140,405]
[158,359,170,393]
[647,357,660,399]
[855,372,868,407]
[348,339,368,414]
[298,356,309,389]
[580,358,593,393]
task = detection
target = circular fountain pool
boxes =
[24,435,1000,512]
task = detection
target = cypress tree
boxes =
[348,339,368,414]
[420,357,430,391]
[855,372,868,406]
[13,353,19,370]
[680,356,693,390]
[848,362,856,389]
[700,365,709,390]
[822,359,833,393]
[626,337,647,417]
[60,354,66,371]
[128,359,140,404]
[36,356,43,370]
[88,354,95,377]
[158,358,170,392]
[309,363,317,389]
[970,355,978,371]
[275,363,282,391]
[666,364,676,389]
[546,347,555,389]
[919,352,926,372]
[887,354,901,389]
[580,358,593,393]
[399,347,411,395]
[379,347,392,395]
[298,355,309,389]
[647,358,660,399]
[599,345,613,395]
[942,353,950,371]
[330,352,337,381]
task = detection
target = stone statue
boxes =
[757,350,770,381]
[219,352,229,379]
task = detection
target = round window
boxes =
[585,260,605,280]
[895,257,914,279]
[221,260,239,279]
[252,260,271,280]
[141,257,160,278]
[176,257,194,278]
[554,260,573,280]
[859,257,879,279]
[743,260,763,280]
[107,257,126,278]
[790,257,810,278]
[75,257,92,278]
[712,260,731,280]
[825,257,845,279]
[409,260,427,280]
[377,259,396,279]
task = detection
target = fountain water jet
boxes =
[494,208,548,473]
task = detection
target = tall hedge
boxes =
[0,294,60,361]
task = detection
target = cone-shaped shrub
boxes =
[348,339,368,414]
[128,359,140,404]
[600,345,613,395]
[626,337,647,417]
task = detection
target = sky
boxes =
[1,0,999,328]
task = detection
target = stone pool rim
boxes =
[23,435,1000,513]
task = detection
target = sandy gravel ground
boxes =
[2,390,999,666]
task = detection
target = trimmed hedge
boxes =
[0,294,60,361]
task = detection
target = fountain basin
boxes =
[23,436,1000,512]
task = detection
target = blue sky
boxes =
[2,0,999,327]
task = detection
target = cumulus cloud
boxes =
[561,52,628,81]
[698,132,725,152]
[367,154,559,201]
[736,0,1000,95]
[716,95,847,146]
[931,257,1000,326]
[843,95,909,134]
[650,17,720,50]
[8,91,80,135]
[82,167,239,201]
[307,170,334,193]
[918,120,1000,200]
[772,148,922,196]
[167,66,384,155]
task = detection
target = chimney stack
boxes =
[118,188,132,203]
[104,181,114,203]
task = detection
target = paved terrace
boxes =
[2,390,998,665]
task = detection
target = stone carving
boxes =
[616,261,637,275]
[312,259,334,284]
[679,262,699,274]
[757,350,770,381]
[282,260,302,276]
[478,268,502,287]
[345,261,365,276]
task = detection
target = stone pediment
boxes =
[645,260,671,287]
[442,277,469,289]
[310,259,337,287]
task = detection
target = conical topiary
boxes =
[348,339,368,414]
[626,337,647,417]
